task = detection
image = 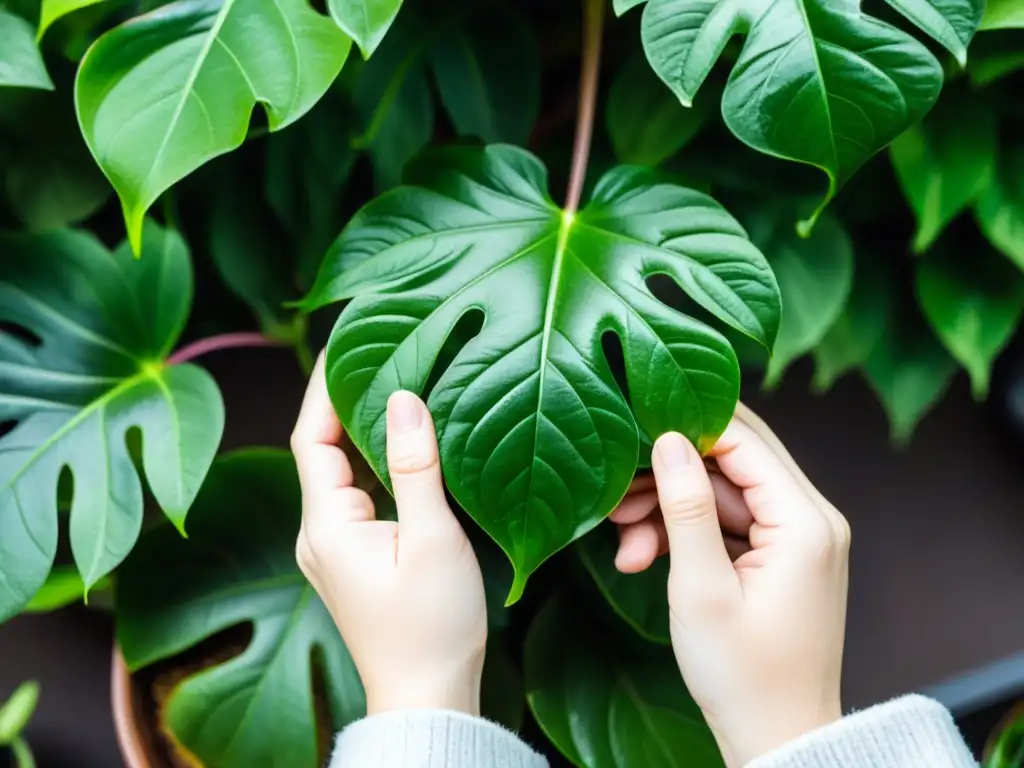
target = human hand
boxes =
[291,356,488,717]
[611,403,850,767]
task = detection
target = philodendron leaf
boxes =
[328,0,403,58]
[812,253,893,392]
[640,0,945,231]
[75,0,352,254]
[0,9,53,90]
[976,145,1024,271]
[981,0,1024,30]
[607,51,709,168]
[577,523,670,644]
[890,89,996,253]
[883,0,984,65]
[736,202,853,388]
[0,221,224,623]
[864,314,957,445]
[117,450,365,768]
[37,0,111,40]
[305,144,780,602]
[916,244,1024,398]
[429,5,541,147]
[525,591,723,768]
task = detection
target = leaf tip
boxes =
[504,571,527,607]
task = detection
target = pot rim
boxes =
[111,647,153,768]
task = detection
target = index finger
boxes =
[291,352,355,501]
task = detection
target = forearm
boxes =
[749,695,976,768]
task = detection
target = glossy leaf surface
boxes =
[306,144,780,601]
[916,244,1024,397]
[976,145,1024,271]
[0,10,52,90]
[890,91,996,253]
[117,450,364,768]
[328,0,402,58]
[526,592,722,767]
[75,0,352,253]
[640,0,945,229]
[0,222,224,622]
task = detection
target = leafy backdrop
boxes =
[0,0,1022,765]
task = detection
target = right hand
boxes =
[610,403,851,767]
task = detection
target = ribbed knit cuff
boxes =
[330,709,548,768]
[748,694,976,768]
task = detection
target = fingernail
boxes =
[656,433,691,472]
[388,391,423,432]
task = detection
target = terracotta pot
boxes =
[111,648,156,768]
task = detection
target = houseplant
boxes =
[1,0,1022,764]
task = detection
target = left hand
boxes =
[291,354,488,716]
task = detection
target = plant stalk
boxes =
[563,0,605,215]
[167,332,284,365]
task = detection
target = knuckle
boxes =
[388,442,440,476]
[289,428,304,455]
[662,487,716,522]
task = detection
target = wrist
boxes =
[717,702,842,767]
[365,665,484,718]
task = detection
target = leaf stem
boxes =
[563,0,605,215]
[167,332,285,365]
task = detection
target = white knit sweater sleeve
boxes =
[328,695,976,768]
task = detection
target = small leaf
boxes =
[117,450,365,768]
[328,0,403,59]
[916,243,1024,398]
[641,0,943,230]
[0,682,40,745]
[0,10,53,90]
[525,592,723,768]
[976,145,1024,271]
[882,0,984,65]
[0,222,224,622]
[981,0,1024,30]
[607,51,708,168]
[306,145,779,602]
[75,0,352,253]
[812,254,893,392]
[23,565,110,613]
[890,89,996,253]
[577,523,670,644]
[37,0,110,40]
[429,5,540,146]
[864,314,957,445]
[736,202,853,388]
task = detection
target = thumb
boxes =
[386,391,454,541]
[652,432,739,608]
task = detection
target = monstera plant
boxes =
[0,0,1019,764]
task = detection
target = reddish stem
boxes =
[563,0,605,215]
[167,332,284,365]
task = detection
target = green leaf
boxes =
[614,0,647,14]
[75,0,352,254]
[916,244,1024,398]
[736,202,853,388]
[863,313,957,445]
[0,682,39,745]
[22,565,110,613]
[0,9,53,90]
[10,737,36,768]
[352,15,434,189]
[881,0,984,65]
[0,221,224,623]
[607,51,709,168]
[37,0,109,40]
[968,44,1024,85]
[890,90,996,253]
[481,636,524,732]
[525,591,723,768]
[577,523,670,644]
[305,144,780,603]
[812,253,893,392]
[976,145,1024,271]
[117,450,364,768]
[981,0,1024,29]
[641,0,944,231]
[984,703,1024,768]
[328,0,402,58]
[429,6,540,146]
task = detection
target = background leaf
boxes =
[0,221,224,622]
[881,0,984,65]
[976,144,1024,271]
[0,9,53,90]
[328,0,403,58]
[981,0,1024,30]
[37,0,110,39]
[117,450,365,768]
[75,0,352,252]
[0,681,39,745]
[22,565,110,613]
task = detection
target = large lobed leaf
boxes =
[305,144,780,601]
[117,450,364,768]
[0,221,223,622]
[637,0,978,231]
[74,0,352,253]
